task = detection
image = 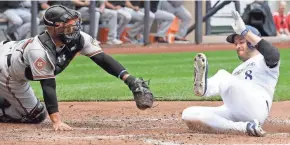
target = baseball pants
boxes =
[78,7,118,41]
[4,8,40,40]
[158,0,192,39]
[182,69,271,133]
[123,7,154,39]
[77,7,99,39]
[0,42,39,120]
[154,9,175,37]
[115,8,131,39]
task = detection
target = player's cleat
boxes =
[193,53,208,96]
[246,119,266,137]
[107,39,123,45]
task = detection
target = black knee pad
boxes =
[24,102,47,124]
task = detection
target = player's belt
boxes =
[6,54,11,67]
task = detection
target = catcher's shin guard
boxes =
[193,53,208,96]
[22,101,47,124]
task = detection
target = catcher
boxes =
[0,5,154,131]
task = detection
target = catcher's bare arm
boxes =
[90,52,154,110]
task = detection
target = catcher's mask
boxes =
[43,5,82,44]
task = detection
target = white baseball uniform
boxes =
[182,53,280,133]
[0,31,102,120]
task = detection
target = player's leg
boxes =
[124,7,144,42]
[0,83,47,123]
[193,53,232,97]
[220,78,270,124]
[182,105,246,134]
[16,8,40,40]
[154,9,175,41]
[139,8,155,36]
[0,66,47,123]
[100,8,123,45]
[182,104,265,136]
[173,6,192,39]
[158,0,175,13]
[116,8,132,39]
[77,7,100,39]
[3,9,23,40]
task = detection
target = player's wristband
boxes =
[241,28,249,36]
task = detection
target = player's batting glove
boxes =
[231,10,248,36]
[124,75,154,110]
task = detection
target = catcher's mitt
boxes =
[124,75,154,110]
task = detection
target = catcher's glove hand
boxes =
[124,75,154,110]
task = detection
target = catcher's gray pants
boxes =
[77,7,118,40]
[154,9,175,37]
[124,7,155,38]
[4,8,40,40]
[158,0,192,39]
[0,42,39,121]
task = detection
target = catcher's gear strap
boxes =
[90,52,128,79]
[40,78,58,115]
[256,39,280,68]
[22,101,47,124]
[0,101,46,124]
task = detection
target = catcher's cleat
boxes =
[193,53,208,96]
[246,119,266,137]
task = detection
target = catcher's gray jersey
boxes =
[0,31,102,120]
[7,31,102,81]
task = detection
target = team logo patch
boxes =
[34,58,47,70]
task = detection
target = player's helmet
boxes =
[43,5,82,44]
[226,25,261,49]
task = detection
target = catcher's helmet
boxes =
[43,5,82,44]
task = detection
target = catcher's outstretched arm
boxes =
[90,52,154,110]
[40,78,58,115]
[90,52,129,79]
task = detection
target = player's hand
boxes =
[52,121,73,131]
[231,10,247,36]
[133,6,139,11]
[115,5,122,10]
[49,112,73,131]
[84,0,90,6]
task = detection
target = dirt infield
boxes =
[2,101,290,144]
[1,43,290,144]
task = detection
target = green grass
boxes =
[30,49,290,102]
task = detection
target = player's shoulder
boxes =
[80,31,93,40]
[23,36,47,51]
[23,37,50,58]
[80,31,100,46]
